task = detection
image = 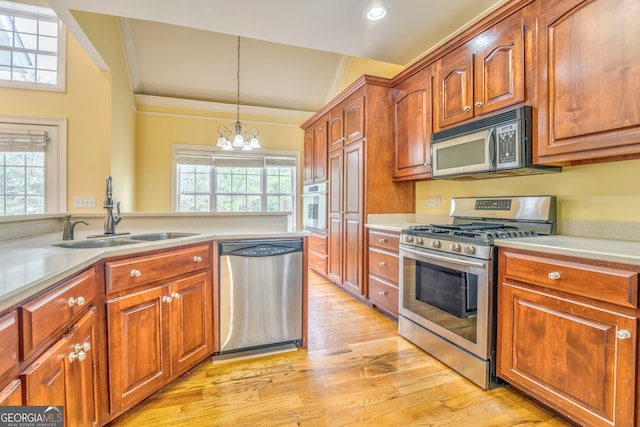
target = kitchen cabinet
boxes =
[304,115,328,184]
[304,76,414,299]
[535,0,640,165]
[497,248,638,427]
[22,308,99,427]
[329,89,365,150]
[308,231,328,276]
[105,244,213,415]
[367,228,400,317]
[434,9,529,131]
[0,379,22,405]
[0,311,20,405]
[393,66,433,181]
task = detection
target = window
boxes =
[0,0,65,91]
[173,145,298,229]
[0,117,66,216]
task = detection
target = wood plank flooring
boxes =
[108,270,571,426]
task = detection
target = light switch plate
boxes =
[74,197,96,208]
[427,196,441,209]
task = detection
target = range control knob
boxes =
[465,245,476,255]
[404,235,413,243]
[451,243,462,252]
[431,240,441,249]
[415,237,424,245]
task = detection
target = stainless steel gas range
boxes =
[398,196,556,389]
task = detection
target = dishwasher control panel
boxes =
[234,245,293,256]
[219,239,303,258]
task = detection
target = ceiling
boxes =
[48,0,505,116]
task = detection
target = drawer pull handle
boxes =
[68,296,85,307]
[318,242,324,246]
[475,101,483,108]
[379,262,386,267]
[130,269,142,278]
[547,272,561,280]
[379,291,387,296]
[162,296,173,304]
[616,330,632,340]
[379,238,387,243]
[75,342,91,353]
[193,255,203,263]
[464,105,472,112]
[68,350,86,363]
[171,292,181,300]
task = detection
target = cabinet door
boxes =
[313,121,328,182]
[303,129,314,183]
[22,336,67,408]
[342,141,364,295]
[537,0,640,163]
[498,283,636,427]
[327,149,344,284]
[473,13,526,116]
[329,109,344,150]
[435,47,474,129]
[0,379,22,405]
[65,309,98,427]
[0,311,18,382]
[343,95,365,145]
[393,67,432,180]
[107,286,170,412]
[170,272,213,376]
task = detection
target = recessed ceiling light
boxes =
[365,6,389,21]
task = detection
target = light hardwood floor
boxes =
[109,270,571,426]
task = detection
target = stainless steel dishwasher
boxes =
[218,239,303,353]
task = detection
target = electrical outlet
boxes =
[74,197,96,208]
[426,196,441,209]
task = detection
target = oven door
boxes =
[302,191,327,231]
[399,245,493,359]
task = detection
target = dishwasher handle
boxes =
[219,239,303,257]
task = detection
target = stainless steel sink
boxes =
[52,238,140,249]
[130,232,198,241]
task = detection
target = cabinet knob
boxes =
[318,242,324,246]
[75,342,91,353]
[379,291,387,296]
[193,255,203,263]
[68,296,85,307]
[379,238,387,243]
[475,101,483,108]
[68,350,86,363]
[616,330,632,340]
[547,272,561,280]
[379,261,386,267]
[171,292,180,300]
[130,269,142,278]
[464,105,472,112]
[162,296,172,304]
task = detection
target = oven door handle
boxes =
[400,246,487,269]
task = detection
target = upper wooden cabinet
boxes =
[329,89,365,150]
[434,9,529,131]
[536,0,640,165]
[393,66,433,181]
[304,115,328,184]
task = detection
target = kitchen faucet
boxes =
[62,214,88,240]
[104,176,123,234]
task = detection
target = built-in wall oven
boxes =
[399,196,556,389]
[302,182,327,231]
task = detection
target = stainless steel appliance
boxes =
[399,196,556,389]
[218,239,303,353]
[302,182,328,231]
[430,106,561,179]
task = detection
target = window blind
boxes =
[0,130,49,152]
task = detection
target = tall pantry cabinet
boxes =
[302,75,415,299]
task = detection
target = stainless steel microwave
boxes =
[430,106,561,180]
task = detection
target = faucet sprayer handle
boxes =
[114,201,122,224]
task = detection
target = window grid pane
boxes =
[177,163,213,212]
[0,151,45,215]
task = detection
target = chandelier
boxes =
[217,36,261,151]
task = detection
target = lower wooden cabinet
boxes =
[367,228,400,317]
[22,308,98,427]
[497,248,638,427]
[0,379,22,405]
[107,271,213,414]
[308,231,328,276]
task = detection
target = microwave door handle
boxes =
[487,127,496,170]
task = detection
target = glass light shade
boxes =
[250,137,261,149]
[221,141,233,151]
[217,135,227,147]
[232,133,245,147]
[242,142,253,151]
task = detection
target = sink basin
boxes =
[130,232,198,241]
[53,238,140,249]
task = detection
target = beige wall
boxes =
[0,34,112,213]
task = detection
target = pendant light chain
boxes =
[236,36,240,122]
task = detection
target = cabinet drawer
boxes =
[503,251,639,308]
[309,233,328,255]
[0,312,18,380]
[368,250,399,284]
[368,229,400,253]
[106,244,211,294]
[19,267,97,360]
[309,251,327,275]
[368,276,399,317]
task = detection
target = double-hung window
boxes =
[0,0,65,91]
[173,146,298,229]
